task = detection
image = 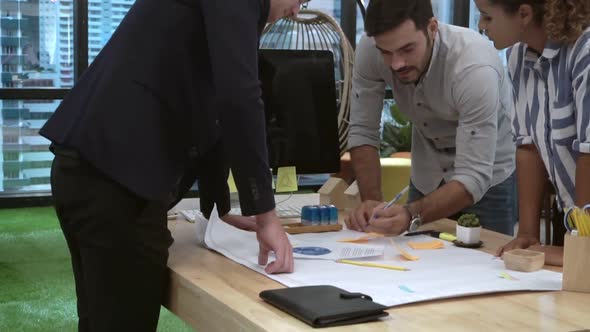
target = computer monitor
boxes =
[258,49,341,175]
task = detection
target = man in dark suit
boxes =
[40,0,303,330]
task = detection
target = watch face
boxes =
[409,219,417,232]
[409,217,421,232]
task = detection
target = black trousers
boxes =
[50,151,173,331]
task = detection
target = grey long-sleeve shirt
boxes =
[348,24,515,203]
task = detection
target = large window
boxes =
[0,99,59,192]
[87,0,134,65]
[0,0,133,196]
[1,0,73,89]
[1,0,74,195]
[305,0,342,22]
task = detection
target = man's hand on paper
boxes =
[256,209,294,274]
[495,236,540,257]
[220,214,258,231]
[366,202,411,235]
[345,200,381,231]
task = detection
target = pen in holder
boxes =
[562,206,590,293]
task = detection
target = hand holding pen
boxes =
[366,186,410,235]
[376,185,410,216]
[344,200,382,232]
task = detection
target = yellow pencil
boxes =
[574,208,588,236]
[579,210,590,236]
[583,212,590,236]
[336,259,410,271]
[570,207,582,235]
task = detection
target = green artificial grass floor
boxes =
[0,207,193,332]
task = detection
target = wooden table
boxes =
[165,197,590,331]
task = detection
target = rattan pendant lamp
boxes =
[259,3,357,155]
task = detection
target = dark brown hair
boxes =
[365,0,434,37]
[488,0,546,24]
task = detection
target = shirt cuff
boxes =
[347,133,380,150]
[238,180,276,216]
[450,174,486,204]
[573,140,590,153]
[514,135,533,146]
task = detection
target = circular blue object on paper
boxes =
[293,246,331,256]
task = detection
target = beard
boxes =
[393,33,434,85]
[393,67,419,84]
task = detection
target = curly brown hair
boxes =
[545,0,590,44]
[490,0,590,44]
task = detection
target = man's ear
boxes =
[428,18,439,38]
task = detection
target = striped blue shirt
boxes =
[507,27,590,209]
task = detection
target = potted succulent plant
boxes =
[456,213,481,244]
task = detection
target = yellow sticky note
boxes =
[276,166,298,192]
[227,170,238,193]
[338,232,384,243]
[407,240,444,250]
[390,239,420,261]
[500,272,517,280]
[270,168,275,190]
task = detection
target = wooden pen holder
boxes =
[562,233,590,292]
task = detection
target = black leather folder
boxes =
[259,285,388,328]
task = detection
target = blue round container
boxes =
[300,205,313,225]
[308,206,321,225]
[320,205,330,225]
[328,205,338,224]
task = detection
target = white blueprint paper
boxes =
[203,206,563,307]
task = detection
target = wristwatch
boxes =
[404,204,422,232]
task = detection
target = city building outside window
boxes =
[0,0,133,195]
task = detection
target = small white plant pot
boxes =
[456,225,482,244]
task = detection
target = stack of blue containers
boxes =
[300,205,338,225]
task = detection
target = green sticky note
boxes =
[276,166,298,192]
[270,168,275,190]
[227,170,238,193]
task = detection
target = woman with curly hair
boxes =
[474,0,590,266]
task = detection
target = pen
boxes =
[404,230,433,236]
[383,185,410,210]
[336,259,410,271]
[373,185,410,219]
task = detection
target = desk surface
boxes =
[165,195,590,331]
